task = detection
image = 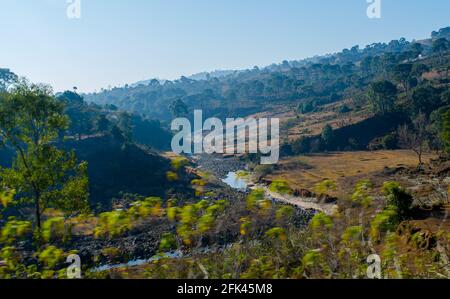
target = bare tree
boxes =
[398,113,429,166]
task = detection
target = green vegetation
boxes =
[0,27,449,280]
[0,80,89,229]
[367,80,397,115]
[269,180,292,195]
[314,179,337,195]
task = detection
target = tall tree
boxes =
[410,43,423,58]
[0,80,89,229]
[0,69,18,91]
[367,80,397,115]
[59,91,94,140]
[393,63,413,92]
[441,109,450,154]
[432,38,449,62]
[411,85,441,115]
[321,124,334,148]
[432,107,450,154]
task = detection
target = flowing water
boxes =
[221,171,248,190]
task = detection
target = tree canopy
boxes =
[0,80,89,229]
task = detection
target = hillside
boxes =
[0,25,449,281]
[85,27,450,124]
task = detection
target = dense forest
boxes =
[86,27,450,121]
[0,27,449,279]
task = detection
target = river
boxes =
[221,171,248,190]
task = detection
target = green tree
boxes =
[411,85,441,115]
[382,182,413,222]
[0,69,18,92]
[436,107,450,154]
[392,64,413,92]
[0,80,89,229]
[321,124,334,147]
[367,80,397,115]
[291,136,310,154]
[410,43,423,58]
[59,91,93,140]
[411,64,429,79]
[432,38,449,61]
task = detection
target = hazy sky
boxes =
[0,0,449,93]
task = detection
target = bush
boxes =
[269,180,292,195]
[382,182,413,221]
[0,218,32,244]
[370,209,397,241]
[41,217,70,243]
[171,157,189,170]
[381,133,398,150]
[159,233,177,252]
[351,180,374,207]
[314,179,337,195]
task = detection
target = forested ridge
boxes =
[0,27,449,279]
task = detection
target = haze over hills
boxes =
[85,27,450,123]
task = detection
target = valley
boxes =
[1,25,450,279]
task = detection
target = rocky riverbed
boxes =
[194,154,247,179]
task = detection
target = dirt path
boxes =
[252,185,338,215]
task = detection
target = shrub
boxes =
[38,246,65,269]
[370,209,397,241]
[159,233,177,252]
[275,206,294,222]
[301,250,331,278]
[310,212,334,239]
[265,227,287,241]
[246,189,266,210]
[314,179,337,195]
[382,182,413,221]
[381,133,398,150]
[129,197,163,219]
[0,218,32,244]
[351,180,374,207]
[269,180,292,195]
[94,210,131,239]
[41,217,70,243]
[171,157,189,171]
[0,189,15,208]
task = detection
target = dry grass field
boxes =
[266,150,437,195]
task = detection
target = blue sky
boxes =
[0,0,449,92]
